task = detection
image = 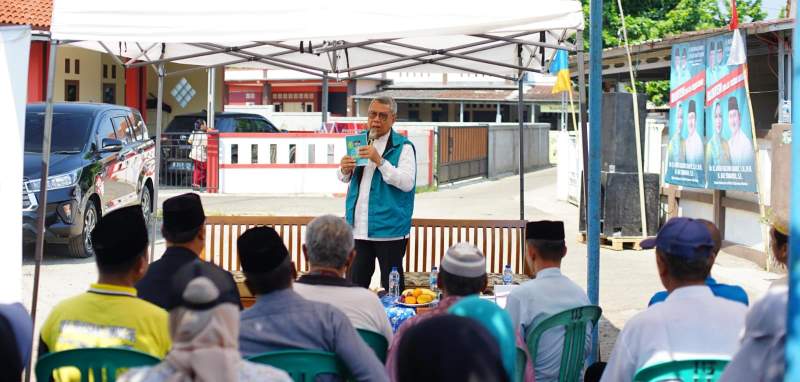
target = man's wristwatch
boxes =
[379,158,386,167]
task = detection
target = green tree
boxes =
[580,0,767,105]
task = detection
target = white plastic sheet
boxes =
[0,26,31,304]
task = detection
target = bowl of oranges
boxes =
[397,288,437,307]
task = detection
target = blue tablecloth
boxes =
[381,295,416,333]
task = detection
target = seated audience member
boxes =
[386,243,488,378]
[136,193,240,309]
[120,261,291,382]
[719,213,790,382]
[505,220,591,382]
[648,219,748,306]
[0,303,33,382]
[236,226,388,382]
[294,215,393,341]
[395,315,508,382]
[600,217,747,382]
[39,206,170,380]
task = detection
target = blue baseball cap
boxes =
[640,217,715,259]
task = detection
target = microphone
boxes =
[367,128,377,145]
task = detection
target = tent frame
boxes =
[28,25,602,380]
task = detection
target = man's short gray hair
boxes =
[305,215,355,269]
[371,96,397,115]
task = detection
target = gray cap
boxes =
[440,243,486,278]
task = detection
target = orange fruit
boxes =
[405,296,417,304]
[413,288,423,297]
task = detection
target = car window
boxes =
[128,111,148,141]
[111,115,133,144]
[265,120,279,132]
[24,112,92,153]
[96,116,117,145]
[166,116,198,133]
[234,118,255,133]
[251,119,272,133]
[215,117,234,132]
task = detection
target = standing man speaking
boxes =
[338,96,416,292]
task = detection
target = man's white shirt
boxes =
[727,129,754,165]
[684,131,704,164]
[600,286,746,382]
[338,131,416,241]
[505,267,591,382]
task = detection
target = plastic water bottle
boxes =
[503,265,513,285]
[429,266,439,293]
[389,267,401,298]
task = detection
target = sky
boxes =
[761,0,787,18]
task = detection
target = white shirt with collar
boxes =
[337,130,416,241]
[601,285,747,382]
[505,267,591,382]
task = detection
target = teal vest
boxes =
[345,130,416,238]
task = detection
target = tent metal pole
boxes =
[25,39,58,382]
[128,42,270,68]
[577,32,590,243]
[164,58,254,78]
[98,41,128,67]
[208,67,216,129]
[150,64,165,262]
[588,0,603,365]
[786,6,800,380]
[200,42,330,73]
[472,34,578,52]
[348,59,519,81]
[517,77,525,221]
[322,72,329,124]
[189,43,325,78]
[125,43,159,65]
[382,40,539,73]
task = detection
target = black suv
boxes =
[160,112,282,186]
[23,103,156,258]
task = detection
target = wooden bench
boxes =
[203,216,527,274]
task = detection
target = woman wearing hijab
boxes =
[395,314,508,382]
[120,262,291,382]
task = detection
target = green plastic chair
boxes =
[247,350,350,382]
[356,329,389,363]
[514,346,528,382]
[633,359,730,382]
[35,347,160,382]
[526,305,602,382]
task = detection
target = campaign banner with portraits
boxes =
[704,33,757,192]
[665,40,706,188]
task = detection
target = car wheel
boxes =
[141,185,153,226]
[67,202,98,258]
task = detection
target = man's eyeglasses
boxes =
[368,111,391,122]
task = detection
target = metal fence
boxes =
[160,132,194,188]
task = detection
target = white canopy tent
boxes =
[28,0,591,375]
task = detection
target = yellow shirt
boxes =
[40,283,171,380]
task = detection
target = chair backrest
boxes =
[526,305,602,382]
[203,216,526,274]
[633,359,730,382]
[247,350,349,382]
[35,347,160,382]
[356,329,389,363]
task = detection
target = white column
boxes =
[496,102,502,123]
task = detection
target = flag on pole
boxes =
[727,28,747,66]
[550,49,571,94]
[729,0,739,30]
